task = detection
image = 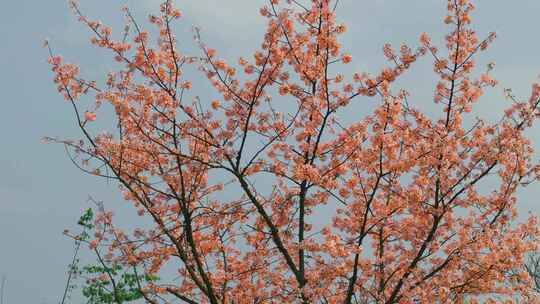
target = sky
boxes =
[1,0,540,303]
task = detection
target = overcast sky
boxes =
[1,1,540,303]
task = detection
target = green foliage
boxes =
[65,208,158,304]
[78,208,94,230]
[82,263,158,304]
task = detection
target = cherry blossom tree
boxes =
[47,0,540,303]
[525,252,540,294]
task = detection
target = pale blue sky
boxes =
[1,1,540,303]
